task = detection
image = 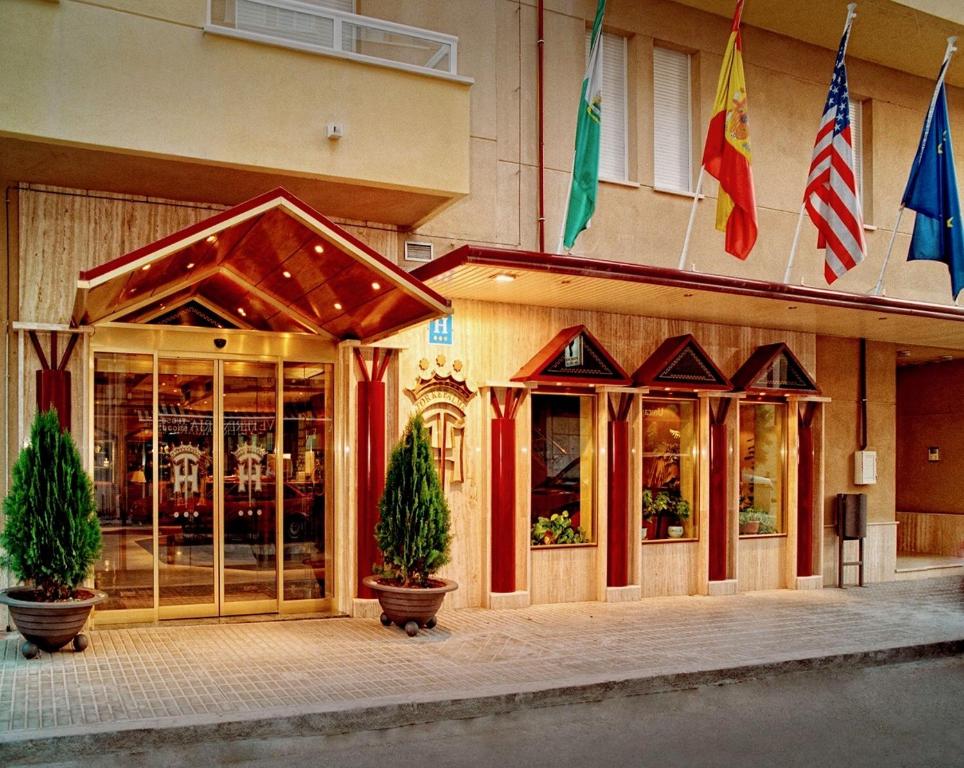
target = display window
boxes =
[738,402,786,535]
[530,392,595,546]
[641,399,698,540]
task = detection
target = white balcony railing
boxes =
[206,0,460,79]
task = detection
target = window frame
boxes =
[738,400,788,538]
[641,396,700,543]
[529,390,597,548]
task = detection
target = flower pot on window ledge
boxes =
[667,525,684,538]
[740,520,760,535]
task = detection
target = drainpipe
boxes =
[537,0,546,252]
[859,338,868,451]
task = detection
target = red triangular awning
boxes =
[632,334,733,392]
[511,325,631,386]
[731,342,820,395]
[72,188,450,342]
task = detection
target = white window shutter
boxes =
[653,47,692,192]
[586,30,628,181]
[305,0,354,11]
[849,98,864,211]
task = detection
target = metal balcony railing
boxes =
[206,0,460,79]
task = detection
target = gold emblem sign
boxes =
[404,355,477,490]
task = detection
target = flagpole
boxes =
[678,167,706,270]
[782,204,807,283]
[556,148,577,254]
[872,35,958,296]
[784,4,858,285]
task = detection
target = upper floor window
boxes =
[653,46,693,193]
[530,393,595,546]
[587,29,629,182]
[849,97,870,221]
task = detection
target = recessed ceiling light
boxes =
[237,307,247,317]
[314,244,324,254]
[141,264,151,271]
[787,305,798,311]
[897,350,911,358]
[878,316,887,321]
[494,273,516,283]
[371,282,381,290]
[186,262,195,270]
[683,293,694,298]
[333,302,343,311]
[282,270,292,279]
[938,355,954,361]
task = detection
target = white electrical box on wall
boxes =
[854,450,877,485]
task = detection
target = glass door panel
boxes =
[158,358,216,611]
[281,362,334,602]
[92,352,155,612]
[222,361,278,610]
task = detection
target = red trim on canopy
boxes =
[413,245,964,324]
[74,188,449,343]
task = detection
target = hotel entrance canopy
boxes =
[72,188,450,343]
[413,246,964,352]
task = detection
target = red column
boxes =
[36,370,72,431]
[607,419,630,587]
[797,415,815,577]
[490,388,525,594]
[490,417,516,593]
[29,330,78,433]
[708,422,728,581]
[355,349,392,599]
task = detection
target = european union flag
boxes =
[902,76,964,299]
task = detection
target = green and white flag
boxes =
[561,0,606,251]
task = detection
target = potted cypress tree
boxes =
[362,413,457,637]
[0,409,105,658]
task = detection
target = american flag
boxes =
[804,15,866,284]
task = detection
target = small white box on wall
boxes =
[853,450,877,485]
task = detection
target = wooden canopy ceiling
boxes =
[72,188,450,343]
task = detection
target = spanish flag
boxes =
[702,0,758,260]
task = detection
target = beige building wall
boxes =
[817,336,897,526]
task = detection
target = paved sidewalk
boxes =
[0,577,961,759]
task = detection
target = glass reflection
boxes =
[158,358,216,608]
[282,362,332,600]
[93,353,155,610]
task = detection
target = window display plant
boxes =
[642,489,691,538]
[739,506,777,535]
[363,414,457,636]
[531,510,588,546]
[0,409,106,658]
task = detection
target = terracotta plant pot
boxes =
[0,587,106,658]
[740,520,760,535]
[362,575,458,637]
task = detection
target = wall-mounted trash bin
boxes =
[837,493,867,540]
[836,493,867,587]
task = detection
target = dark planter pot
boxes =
[0,587,106,658]
[362,575,458,637]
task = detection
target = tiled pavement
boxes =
[0,577,961,745]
